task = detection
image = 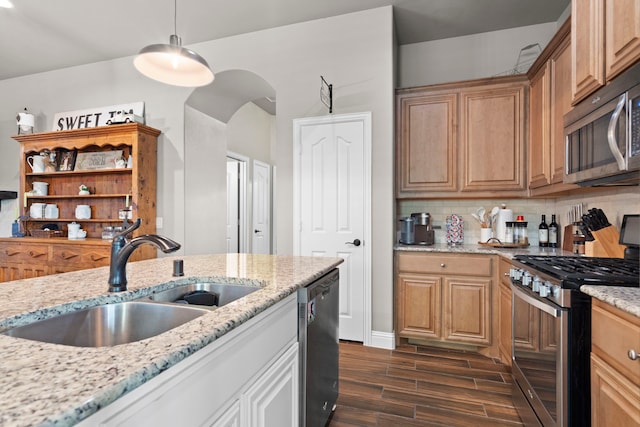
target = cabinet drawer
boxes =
[51,245,110,267]
[499,257,512,287]
[0,244,50,264]
[592,300,640,385]
[397,253,492,276]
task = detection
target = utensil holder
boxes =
[587,226,626,258]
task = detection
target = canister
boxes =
[399,217,415,244]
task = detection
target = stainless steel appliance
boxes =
[411,212,435,245]
[399,217,415,244]
[510,255,639,426]
[564,61,640,186]
[298,269,339,427]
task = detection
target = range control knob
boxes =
[539,284,550,298]
[551,284,561,299]
[532,277,542,292]
[522,272,533,287]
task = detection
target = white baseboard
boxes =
[367,330,395,349]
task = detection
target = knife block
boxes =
[585,226,626,258]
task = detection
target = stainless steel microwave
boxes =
[564,62,640,186]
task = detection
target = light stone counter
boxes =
[0,253,342,427]
[580,285,640,318]
[394,243,576,259]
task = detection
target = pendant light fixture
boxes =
[134,0,214,87]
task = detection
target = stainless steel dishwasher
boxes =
[298,268,339,427]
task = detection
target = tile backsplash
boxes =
[397,188,640,246]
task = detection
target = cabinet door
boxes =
[591,354,640,427]
[443,277,491,345]
[459,83,526,192]
[243,343,299,427]
[572,0,605,104]
[605,0,640,80]
[396,92,457,194]
[549,35,573,184]
[209,400,240,427]
[498,283,512,365]
[528,63,551,189]
[396,273,442,340]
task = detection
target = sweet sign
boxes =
[52,102,145,131]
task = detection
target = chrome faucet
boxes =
[108,218,181,292]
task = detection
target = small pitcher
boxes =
[27,155,46,173]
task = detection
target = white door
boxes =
[293,112,371,343]
[252,160,271,254]
[226,160,240,253]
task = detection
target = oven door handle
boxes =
[512,285,561,318]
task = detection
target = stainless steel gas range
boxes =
[509,255,639,427]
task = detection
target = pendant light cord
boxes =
[174,0,177,35]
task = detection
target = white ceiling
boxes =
[1,0,569,82]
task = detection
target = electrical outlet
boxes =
[156,217,163,229]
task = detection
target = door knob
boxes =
[254,229,261,233]
[345,239,361,247]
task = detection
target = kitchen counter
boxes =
[394,242,576,258]
[580,285,640,318]
[0,253,342,427]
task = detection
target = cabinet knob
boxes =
[504,272,510,276]
[440,263,446,268]
[629,349,639,361]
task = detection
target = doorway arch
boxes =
[183,70,276,255]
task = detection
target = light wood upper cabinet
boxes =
[396,91,457,193]
[572,0,640,104]
[528,19,577,195]
[459,82,527,192]
[605,0,640,81]
[396,76,528,198]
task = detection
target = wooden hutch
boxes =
[0,123,160,282]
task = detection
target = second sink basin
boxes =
[3,301,208,347]
[141,282,260,307]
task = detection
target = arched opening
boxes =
[183,70,276,255]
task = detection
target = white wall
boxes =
[0,6,396,334]
[399,22,558,87]
[227,102,275,164]
[184,105,228,255]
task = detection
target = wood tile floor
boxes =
[329,341,524,427]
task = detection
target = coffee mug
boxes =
[27,155,46,173]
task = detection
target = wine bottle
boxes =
[538,214,549,247]
[549,214,559,248]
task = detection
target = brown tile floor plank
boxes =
[330,342,523,427]
[382,387,487,417]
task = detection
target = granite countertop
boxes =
[394,242,576,259]
[0,254,342,427]
[580,285,640,318]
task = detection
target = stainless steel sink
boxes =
[140,282,260,307]
[3,301,208,347]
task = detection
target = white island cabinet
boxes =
[76,294,298,427]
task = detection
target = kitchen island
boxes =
[0,253,342,426]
